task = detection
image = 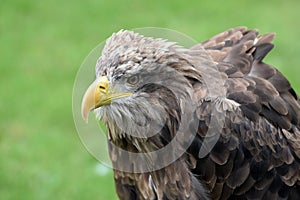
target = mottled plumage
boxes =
[82,27,300,199]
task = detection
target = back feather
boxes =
[188,27,300,199]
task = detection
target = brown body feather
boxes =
[191,27,300,199]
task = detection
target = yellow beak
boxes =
[81,76,132,123]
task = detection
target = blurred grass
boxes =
[0,0,299,199]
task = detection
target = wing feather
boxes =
[188,27,300,199]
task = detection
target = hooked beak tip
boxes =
[81,102,90,124]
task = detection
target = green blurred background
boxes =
[0,0,299,199]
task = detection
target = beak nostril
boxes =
[99,86,106,90]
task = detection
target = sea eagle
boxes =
[81,27,300,199]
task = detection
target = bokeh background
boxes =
[1,0,299,199]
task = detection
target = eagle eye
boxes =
[126,75,140,85]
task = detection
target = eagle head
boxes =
[81,30,200,142]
